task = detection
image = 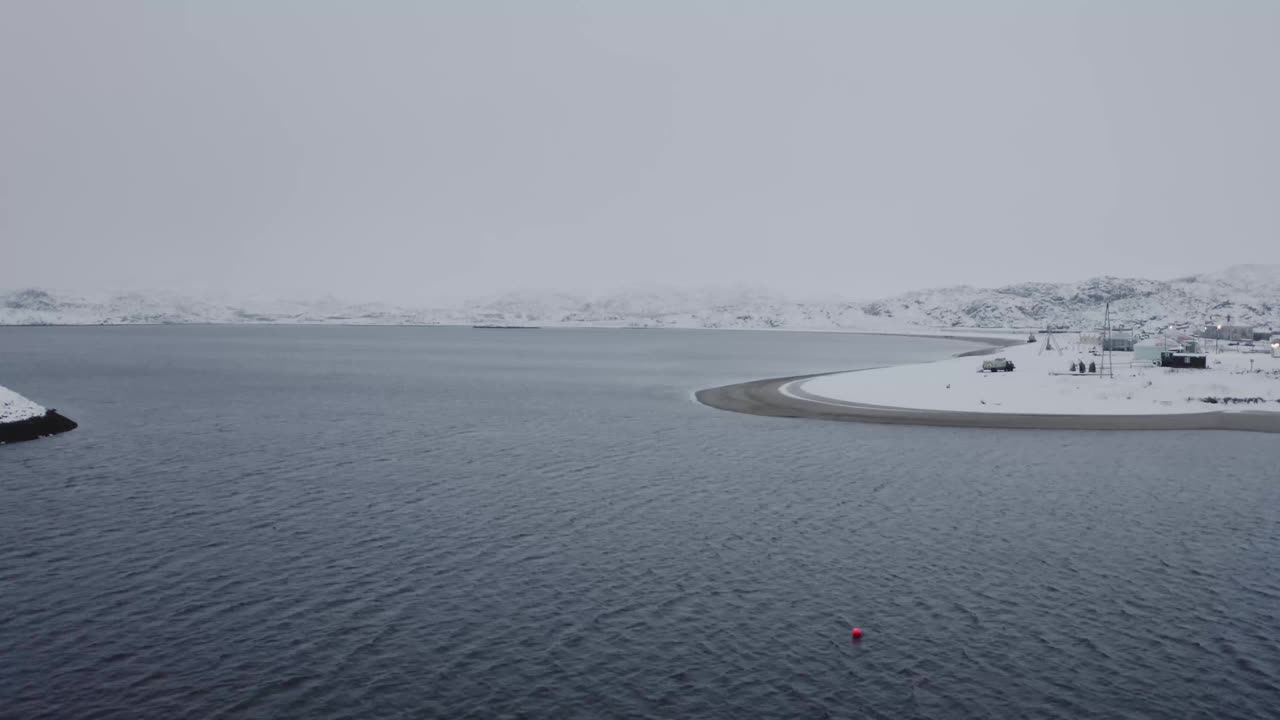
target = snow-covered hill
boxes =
[0,288,462,327]
[3,265,1278,333]
[856,268,1279,334]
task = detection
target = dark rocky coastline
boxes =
[0,409,78,444]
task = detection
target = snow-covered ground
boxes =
[0,385,45,424]
[797,338,1280,415]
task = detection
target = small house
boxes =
[1136,332,1199,363]
[1159,351,1207,369]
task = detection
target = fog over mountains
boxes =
[3,265,1278,334]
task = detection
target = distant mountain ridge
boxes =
[3,265,1278,333]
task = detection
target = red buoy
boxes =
[851,627,863,639]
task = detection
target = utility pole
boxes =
[1103,301,1114,378]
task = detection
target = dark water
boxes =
[2,326,1278,719]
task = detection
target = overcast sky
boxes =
[2,1,1277,303]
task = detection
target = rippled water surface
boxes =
[2,326,1278,719]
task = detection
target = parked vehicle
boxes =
[981,358,1016,372]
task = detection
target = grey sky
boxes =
[2,1,1277,303]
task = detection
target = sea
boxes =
[2,326,1277,719]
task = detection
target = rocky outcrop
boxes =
[0,409,78,444]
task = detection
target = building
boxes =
[1160,351,1208,369]
[1101,327,1135,352]
[1201,323,1254,341]
[1135,333,1199,363]
[1133,345,1164,364]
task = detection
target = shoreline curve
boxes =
[695,337,1280,433]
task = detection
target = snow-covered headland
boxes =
[0,385,44,424]
[0,385,77,444]
[796,339,1280,416]
[698,334,1280,432]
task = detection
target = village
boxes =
[797,317,1280,416]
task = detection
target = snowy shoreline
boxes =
[797,339,1280,416]
[0,319,1030,338]
[698,334,1280,433]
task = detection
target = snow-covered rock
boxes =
[0,385,45,424]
